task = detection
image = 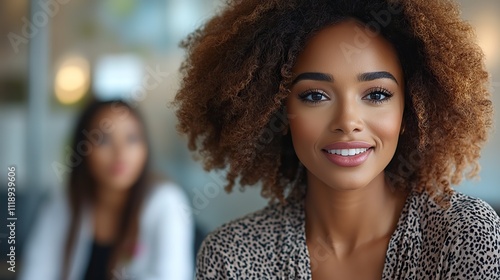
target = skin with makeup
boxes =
[174,0,499,278]
[286,19,408,280]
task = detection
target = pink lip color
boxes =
[109,163,127,176]
[322,141,373,167]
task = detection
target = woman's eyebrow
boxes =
[358,71,399,85]
[291,72,333,85]
[291,71,398,86]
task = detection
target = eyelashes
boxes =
[297,89,329,103]
[363,87,394,104]
[297,87,394,105]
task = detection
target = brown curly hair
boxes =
[173,0,493,204]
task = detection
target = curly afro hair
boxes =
[173,0,493,204]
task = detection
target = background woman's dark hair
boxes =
[174,0,493,204]
[61,99,158,279]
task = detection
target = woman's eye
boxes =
[363,89,393,104]
[298,90,329,103]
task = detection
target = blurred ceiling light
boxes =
[93,54,143,101]
[474,10,499,70]
[54,56,90,105]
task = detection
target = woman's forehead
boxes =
[292,19,403,83]
[88,106,141,132]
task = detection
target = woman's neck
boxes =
[304,172,408,257]
[94,185,130,214]
[90,185,131,245]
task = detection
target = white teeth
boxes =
[326,148,369,156]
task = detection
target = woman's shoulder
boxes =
[413,190,500,277]
[147,181,189,203]
[447,191,500,226]
[141,181,191,217]
[195,200,302,277]
[202,205,274,247]
[199,198,301,254]
[412,189,500,237]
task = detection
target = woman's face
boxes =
[286,19,405,191]
[86,105,148,191]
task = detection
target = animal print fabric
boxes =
[196,188,500,279]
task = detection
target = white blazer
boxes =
[19,182,194,280]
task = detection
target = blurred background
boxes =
[0,0,499,278]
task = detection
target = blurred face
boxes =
[86,105,148,191]
[286,19,405,191]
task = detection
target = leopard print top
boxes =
[196,188,500,279]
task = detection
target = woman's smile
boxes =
[321,141,374,167]
[324,148,370,156]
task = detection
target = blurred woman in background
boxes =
[20,99,194,280]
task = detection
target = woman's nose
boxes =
[328,97,364,134]
[110,140,127,158]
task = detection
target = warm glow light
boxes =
[56,66,86,92]
[474,11,499,70]
[54,56,90,105]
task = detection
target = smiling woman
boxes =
[287,20,406,198]
[173,0,500,279]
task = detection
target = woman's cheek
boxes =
[367,109,402,149]
[131,146,147,174]
[87,147,111,179]
[289,110,327,157]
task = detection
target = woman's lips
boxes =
[321,141,374,167]
[109,163,127,176]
